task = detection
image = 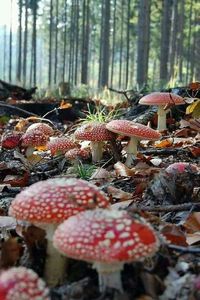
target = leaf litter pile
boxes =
[0,85,200,300]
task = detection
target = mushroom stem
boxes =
[90,141,104,162]
[94,262,124,293]
[125,137,138,167]
[157,105,167,131]
[44,239,67,287]
[25,146,34,157]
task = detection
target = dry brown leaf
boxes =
[155,138,173,148]
[183,212,200,233]
[107,185,132,201]
[114,161,134,177]
[189,145,200,157]
[186,233,200,245]
[59,100,72,109]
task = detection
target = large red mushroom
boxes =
[106,119,161,167]
[139,92,185,131]
[0,267,49,300]
[53,208,159,293]
[9,178,110,286]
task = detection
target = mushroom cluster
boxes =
[9,178,110,286]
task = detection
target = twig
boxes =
[0,102,38,116]
[167,244,200,254]
[140,148,188,155]
[128,202,200,213]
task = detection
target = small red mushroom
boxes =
[53,208,159,293]
[74,122,115,162]
[21,130,49,157]
[106,119,161,167]
[9,178,110,286]
[0,267,49,300]
[65,148,90,165]
[1,132,22,149]
[165,162,198,174]
[47,137,78,156]
[26,123,54,136]
[139,92,185,131]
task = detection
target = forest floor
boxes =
[0,89,200,300]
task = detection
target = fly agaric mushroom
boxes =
[165,162,199,174]
[74,122,115,162]
[47,137,78,156]
[53,208,159,293]
[106,119,161,167]
[65,148,90,165]
[1,132,22,150]
[9,178,110,286]
[26,123,54,136]
[21,130,49,157]
[139,92,185,131]
[0,267,49,300]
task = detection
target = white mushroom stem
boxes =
[38,224,68,287]
[157,105,168,131]
[90,141,104,162]
[25,146,35,157]
[94,262,124,293]
[124,137,139,167]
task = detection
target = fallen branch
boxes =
[167,244,200,254]
[128,202,200,213]
[140,148,188,155]
[0,102,38,117]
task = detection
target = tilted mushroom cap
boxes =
[106,120,161,140]
[75,122,115,142]
[65,148,90,160]
[139,92,185,106]
[21,130,49,147]
[53,209,159,263]
[0,267,49,300]
[26,123,54,136]
[1,132,22,149]
[47,137,78,156]
[9,178,110,224]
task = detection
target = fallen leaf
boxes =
[186,99,200,118]
[189,81,200,90]
[114,161,134,177]
[155,138,173,148]
[186,233,200,245]
[189,145,200,157]
[59,100,72,109]
[107,186,132,201]
[183,213,200,233]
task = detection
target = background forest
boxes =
[0,0,199,92]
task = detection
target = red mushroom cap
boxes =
[1,132,22,149]
[165,162,198,174]
[47,137,78,156]
[21,130,49,147]
[65,148,90,160]
[9,178,110,224]
[53,209,159,263]
[26,123,54,136]
[75,122,115,142]
[106,120,161,140]
[139,92,185,106]
[0,267,49,300]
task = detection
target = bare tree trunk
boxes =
[54,0,59,85]
[74,0,80,85]
[17,0,22,83]
[186,0,193,84]
[32,2,37,86]
[125,0,131,88]
[169,0,178,80]
[81,0,90,84]
[9,0,13,83]
[48,0,53,87]
[159,0,173,85]
[23,0,28,86]
[3,25,7,81]
[119,0,124,88]
[177,0,184,83]
[137,0,151,88]
[99,0,110,87]
[62,0,67,82]
[110,0,117,87]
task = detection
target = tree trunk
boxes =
[81,0,90,84]
[137,0,151,88]
[99,0,110,87]
[110,0,117,87]
[54,0,59,85]
[169,0,178,80]
[9,0,13,83]
[32,2,37,86]
[126,0,131,88]
[119,0,124,88]
[62,0,67,82]
[177,0,184,83]
[3,25,7,81]
[23,0,28,86]
[48,0,53,87]
[186,0,193,84]
[74,0,80,85]
[17,0,22,83]
[159,0,173,85]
